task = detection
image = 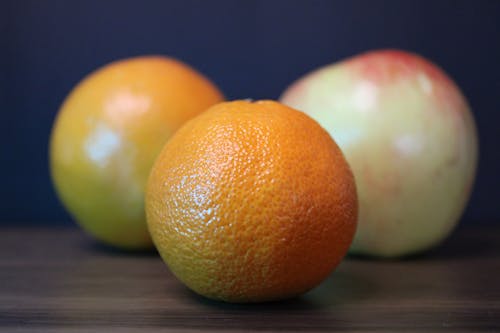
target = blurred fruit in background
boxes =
[146,100,358,302]
[50,56,224,249]
[281,49,478,257]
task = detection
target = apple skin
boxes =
[280,50,478,257]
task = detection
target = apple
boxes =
[280,50,478,257]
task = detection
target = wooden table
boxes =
[1,226,499,332]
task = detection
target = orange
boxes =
[146,100,357,302]
[50,56,224,249]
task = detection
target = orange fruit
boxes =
[146,100,357,302]
[50,56,224,249]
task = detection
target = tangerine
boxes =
[146,100,357,302]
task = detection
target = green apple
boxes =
[280,50,478,257]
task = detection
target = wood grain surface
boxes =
[0,226,499,332]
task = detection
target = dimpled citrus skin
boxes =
[146,100,358,303]
[50,56,224,249]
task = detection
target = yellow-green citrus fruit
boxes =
[50,56,224,249]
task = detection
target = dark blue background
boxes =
[1,0,499,225]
